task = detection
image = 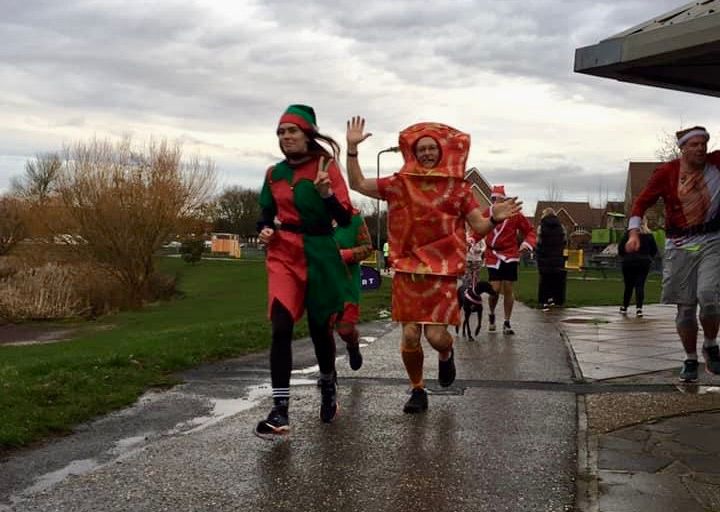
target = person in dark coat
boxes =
[618,219,658,318]
[536,208,567,310]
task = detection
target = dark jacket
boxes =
[618,232,658,264]
[536,214,566,273]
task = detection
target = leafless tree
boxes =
[544,180,564,203]
[0,196,28,256]
[57,138,216,305]
[655,128,682,162]
[11,153,62,203]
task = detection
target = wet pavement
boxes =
[556,304,720,512]
[3,303,720,511]
[1,308,577,511]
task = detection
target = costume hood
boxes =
[398,122,470,178]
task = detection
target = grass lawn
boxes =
[0,257,392,453]
[512,267,663,308]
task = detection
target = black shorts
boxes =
[487,261,518,282]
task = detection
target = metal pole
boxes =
[376,150,382,273]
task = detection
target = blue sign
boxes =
[360,265,382,290]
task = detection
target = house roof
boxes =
[464,167,492,201]
[627,162,661,198]
[574,1,720,97]
[534,201,602,228]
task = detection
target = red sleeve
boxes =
[460,180,480,217]
[630,164,668,218]
[376,174,397,201]
[327,159,352,211]
[517,215,537,249]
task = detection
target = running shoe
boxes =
[679,359,699,383]
[403,388,428,414]
[347,343,363,371]
[438,349,456,387]
[503,320,515,335]
[542,304,550,312]
[636,308,643,318]
[319,377,338,423]
[254,406,289,439]
[702,345,720,375]
[488,314,497,332]
[619,306,627,315]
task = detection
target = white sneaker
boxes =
[619,307,627,315]
[636,308,643,318]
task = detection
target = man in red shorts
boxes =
[483,185,536,335]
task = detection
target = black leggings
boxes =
[621,261,651,309]
[270,300,337,389]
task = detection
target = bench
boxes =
[579,258,616,279]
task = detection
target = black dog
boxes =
[455,279,497,341]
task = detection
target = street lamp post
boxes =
[375,146,400,273]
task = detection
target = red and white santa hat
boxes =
[490,185,506,199]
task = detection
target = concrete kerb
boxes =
[560,328,600,512]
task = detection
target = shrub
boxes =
[180,239,204,265]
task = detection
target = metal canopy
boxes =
[574,1,720,97]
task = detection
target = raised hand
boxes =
[346,116,372,149]
[492,197,522,221]
[314,168,332,198]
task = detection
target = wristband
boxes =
[347,151,358,157]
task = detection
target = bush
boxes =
[180,239,204,264]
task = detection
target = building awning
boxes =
[574,1,720,97]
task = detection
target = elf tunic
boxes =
[334,212,373,324]
[259,157,352,326]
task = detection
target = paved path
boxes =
[556,304,720,512]
[2,306,577,512]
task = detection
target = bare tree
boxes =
[57,138,216,305]
[655,128,682,162]
[0,196,28,256]
[11,153,62,203]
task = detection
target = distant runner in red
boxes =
[482,185,536,335]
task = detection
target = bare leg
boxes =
[401,322,424,389]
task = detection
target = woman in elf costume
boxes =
[345,117,522,413]
[334,209,373,371]
[255,105,353,439]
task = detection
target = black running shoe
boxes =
[503,320,515,335]
[488,314,496,332]
[347,344,363,371]
[438,349,456,387]
[254,406,289,440]
[703,345,720,375]
[679,359,699,383]
[319,378,338,423]
[403,388,428,414]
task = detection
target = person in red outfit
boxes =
[344,116,522,414]
[626,126,720,383]
[483,185,536,335]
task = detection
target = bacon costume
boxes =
[377,123,479,325]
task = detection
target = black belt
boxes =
[666,216,720,238]
[278,223,333,236]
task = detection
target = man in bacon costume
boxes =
[482,185,536,335]
[345,117,521,413]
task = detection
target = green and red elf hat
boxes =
[278,104,318,133]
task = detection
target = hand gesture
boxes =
[346,116,372,149]
[625,231,640,253]
[492,197,522,222]
[314,169,332,198]
[259,227,275,245]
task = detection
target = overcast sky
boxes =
[2,0,719,214]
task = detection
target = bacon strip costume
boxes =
[377,123,479,325]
